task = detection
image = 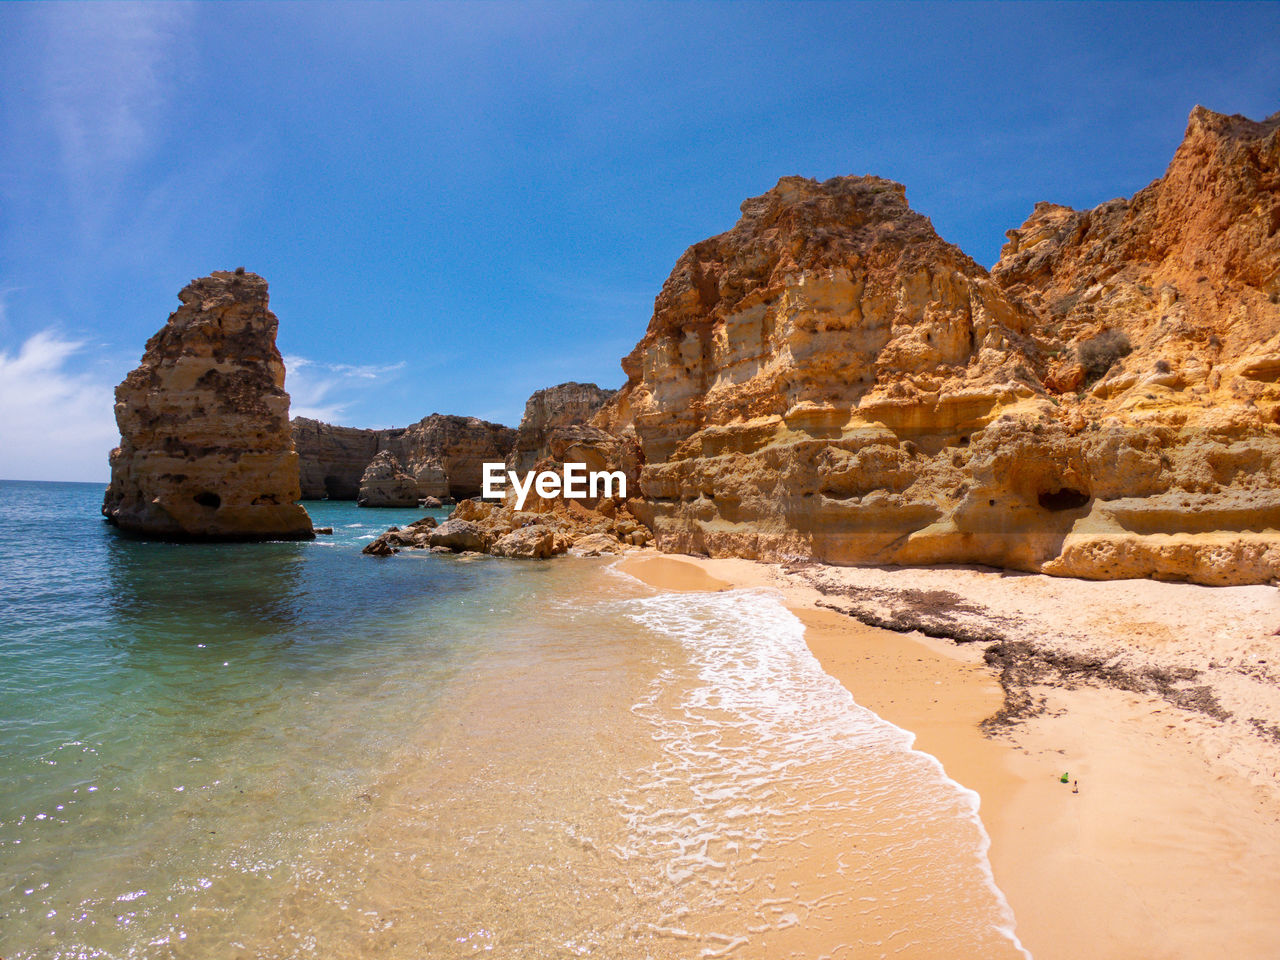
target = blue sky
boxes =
[1,1,1277,481]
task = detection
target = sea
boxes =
[0,479,1026,959]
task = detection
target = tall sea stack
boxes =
[102,269,315,541]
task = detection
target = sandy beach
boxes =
[618,554,1280,960]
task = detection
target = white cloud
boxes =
[283,356,406,423]
[0,331,121,482]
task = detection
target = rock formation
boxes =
[361,495,651,559]
[390,414,516,499]
[361,516,437,555]
[102,270,314,541]
[507,382,618,472]
[291,413,516,503]
[295,385,618,505]
[293,417,381,499]
[609,107,1280,586]
[357,450,420,507]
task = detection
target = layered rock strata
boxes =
[610,107,1280,585]
[102,270,314,541]
[293,418,380,500]
[292,414,516,502]
[391,414,516,499]
[507,382,618,472]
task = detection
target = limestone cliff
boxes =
[612,107,1280,586]
[508,382,617,472]
[291,413,515,502]
[293,418,380,499]
[102,270,314,541]
[390,414,516,499]
[989,106,1280,582]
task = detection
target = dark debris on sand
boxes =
[796,567,1232,734]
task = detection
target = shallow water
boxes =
[0,480,1024,958]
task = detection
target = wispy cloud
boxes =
[283,356,406,423]
[38,3,192,238]
[0,331,121,482]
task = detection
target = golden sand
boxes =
[617,554,1280,960]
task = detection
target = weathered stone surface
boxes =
[102,270,314,541]
[608,108,1280,585]
[291,413,515,501]
[357,450,419,507]
[508,382,617,472]
[362,537,396,556]
[426,518,489,552]
[490,524,557,559]
[293,417,381,499]
[389,414,516,499]
[569,532,629,557]
[361,492,650,559]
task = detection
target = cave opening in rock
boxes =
[1038,487,1090,512]
[193,492,221,509]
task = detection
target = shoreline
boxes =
[616,554,1280,960]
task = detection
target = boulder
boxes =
[362,537,396,556]
[427,518,488,552]
[491,524,559,559]
[569,532,629,557]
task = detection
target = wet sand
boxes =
[617,554,1280,960]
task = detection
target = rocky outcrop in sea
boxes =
[102,270,315,541]
[357,450,420,507]
[293,383,619,505]
[362,495,651,559]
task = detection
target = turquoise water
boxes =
[0,480,1025,959]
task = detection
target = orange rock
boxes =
[603,109,1280,585]
[102,270,314,542]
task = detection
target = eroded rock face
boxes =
[989,106,1280,583]
[614,174,1042,565]
[508,382,617,472]
[611,108,1280,585]
[102,270,314,541]
[357,450,420,507]
[360,494,651,559]
[290,413,516,501]
[390,414,516,499]
[293,418,380,499]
